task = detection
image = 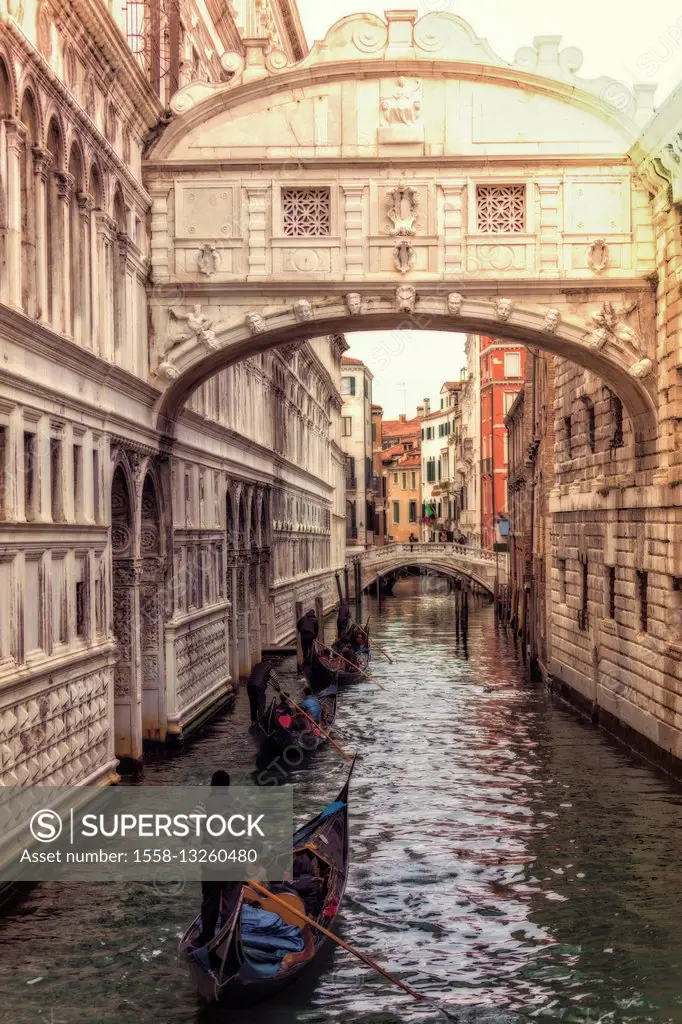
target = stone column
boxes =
[4,119,26,310]
[77,192,94,346]
[112,559,144,768]
[56,171,75,336]
[95,212,115,359]
[89,200,100,354]
[440,180,467,279]
[32,147,52,323]
[246,183,269,280]
[536,178,562,276]
[342,183,366,278]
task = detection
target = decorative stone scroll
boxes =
[587,238,610,273]
[157,361,180,381]
[386,185,419,236]
[630,357,655,380]
[197,243,220,276]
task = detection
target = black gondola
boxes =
[256,682,338,758]
[307,643,369,688]
[179,758,356,1007]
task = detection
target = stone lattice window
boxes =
[476,184,526,233]
[282,188,331,237]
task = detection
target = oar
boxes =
[355,623,393,664]
[246,880,458,1021]
[270,680,352,762]
[318,643,386,691]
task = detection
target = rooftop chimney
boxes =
[423,397,431,415]
[399,413,406,422]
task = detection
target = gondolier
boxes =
[336,600,351,638]
[246,658,274,726]
[196,771,242,949]
[297,608,319,663]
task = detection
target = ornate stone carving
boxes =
[394,239,416,274]
[169,304,217,350]
[380,77,422,128]
[396,285,417,314]
[157,361,180,381]
[587,238,610,273]
[386,185,419,236]
[447,293,463,315]
[293,299,313,322]
[495,298,514,322]
[197,243,220,276]
[587,302,641,355]
[630,357,655,380]
[543,309,561,334]
[245,312,267,334]
[175,619,227,712]
[345,293,362,316]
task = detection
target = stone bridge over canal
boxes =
[346,543,505,597]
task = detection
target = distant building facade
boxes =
[340,357,376,551]
[456,335,482,546]
[480,338,526,549]
[419,384,462,542]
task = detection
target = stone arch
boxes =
[89,161,104,209]
[249,488,259,549]
[235,484,247,549]
[110,462,139,766]
[139,472,166,743]
[225,486,235,548]
[18,85,40,316]
[362,559,495,597]
[153,295,658,465]
[260,489,270,549]
[67,139,85,341]
[0,51,15,116]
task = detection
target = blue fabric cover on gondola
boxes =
[238,905,305,980]
[319,799,345,820]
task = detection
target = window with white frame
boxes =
[504,352,521,378]
[476,184,526,233]
[503,390,518,414]
[282,188,331,237]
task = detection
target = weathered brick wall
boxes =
[547,192,682,768]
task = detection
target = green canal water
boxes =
[1,579,681,1023]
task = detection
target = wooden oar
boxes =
[318,643,386,691]
[270,680,352,762]
[355,623,393,664]
[246,880,458,1021]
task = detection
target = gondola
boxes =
[256,682,338,758]
[307,643,369,688]
[179,758,356,1008]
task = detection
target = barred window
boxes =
[476,184,526,233]
[282,188,331,237]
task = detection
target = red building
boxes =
[480,336,526,549]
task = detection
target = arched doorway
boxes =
[110,464,139,767]
[139,473,165,741]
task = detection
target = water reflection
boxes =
[0,579,681,1024]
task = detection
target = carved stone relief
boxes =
[394,239,416,274]
[386,185,419,236]
[379,77,423,143]
[197,243,221,276]
[396,285,417,313]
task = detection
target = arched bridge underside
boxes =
[348,544,503,596]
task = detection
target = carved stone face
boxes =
[345,293,362,315]
[495,298,514,322]
[447,293,463,315]
[396,285,416,313]
[245,312,266,334]
[293,299,313,322]
[543,309,561,334]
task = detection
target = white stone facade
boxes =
[339,358,375,552]
[457,334,482,546]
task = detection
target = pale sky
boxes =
[345,331,467,417]
[297,0,682,103]
[297,1,682,416]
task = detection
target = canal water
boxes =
[1,578,681,1024]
